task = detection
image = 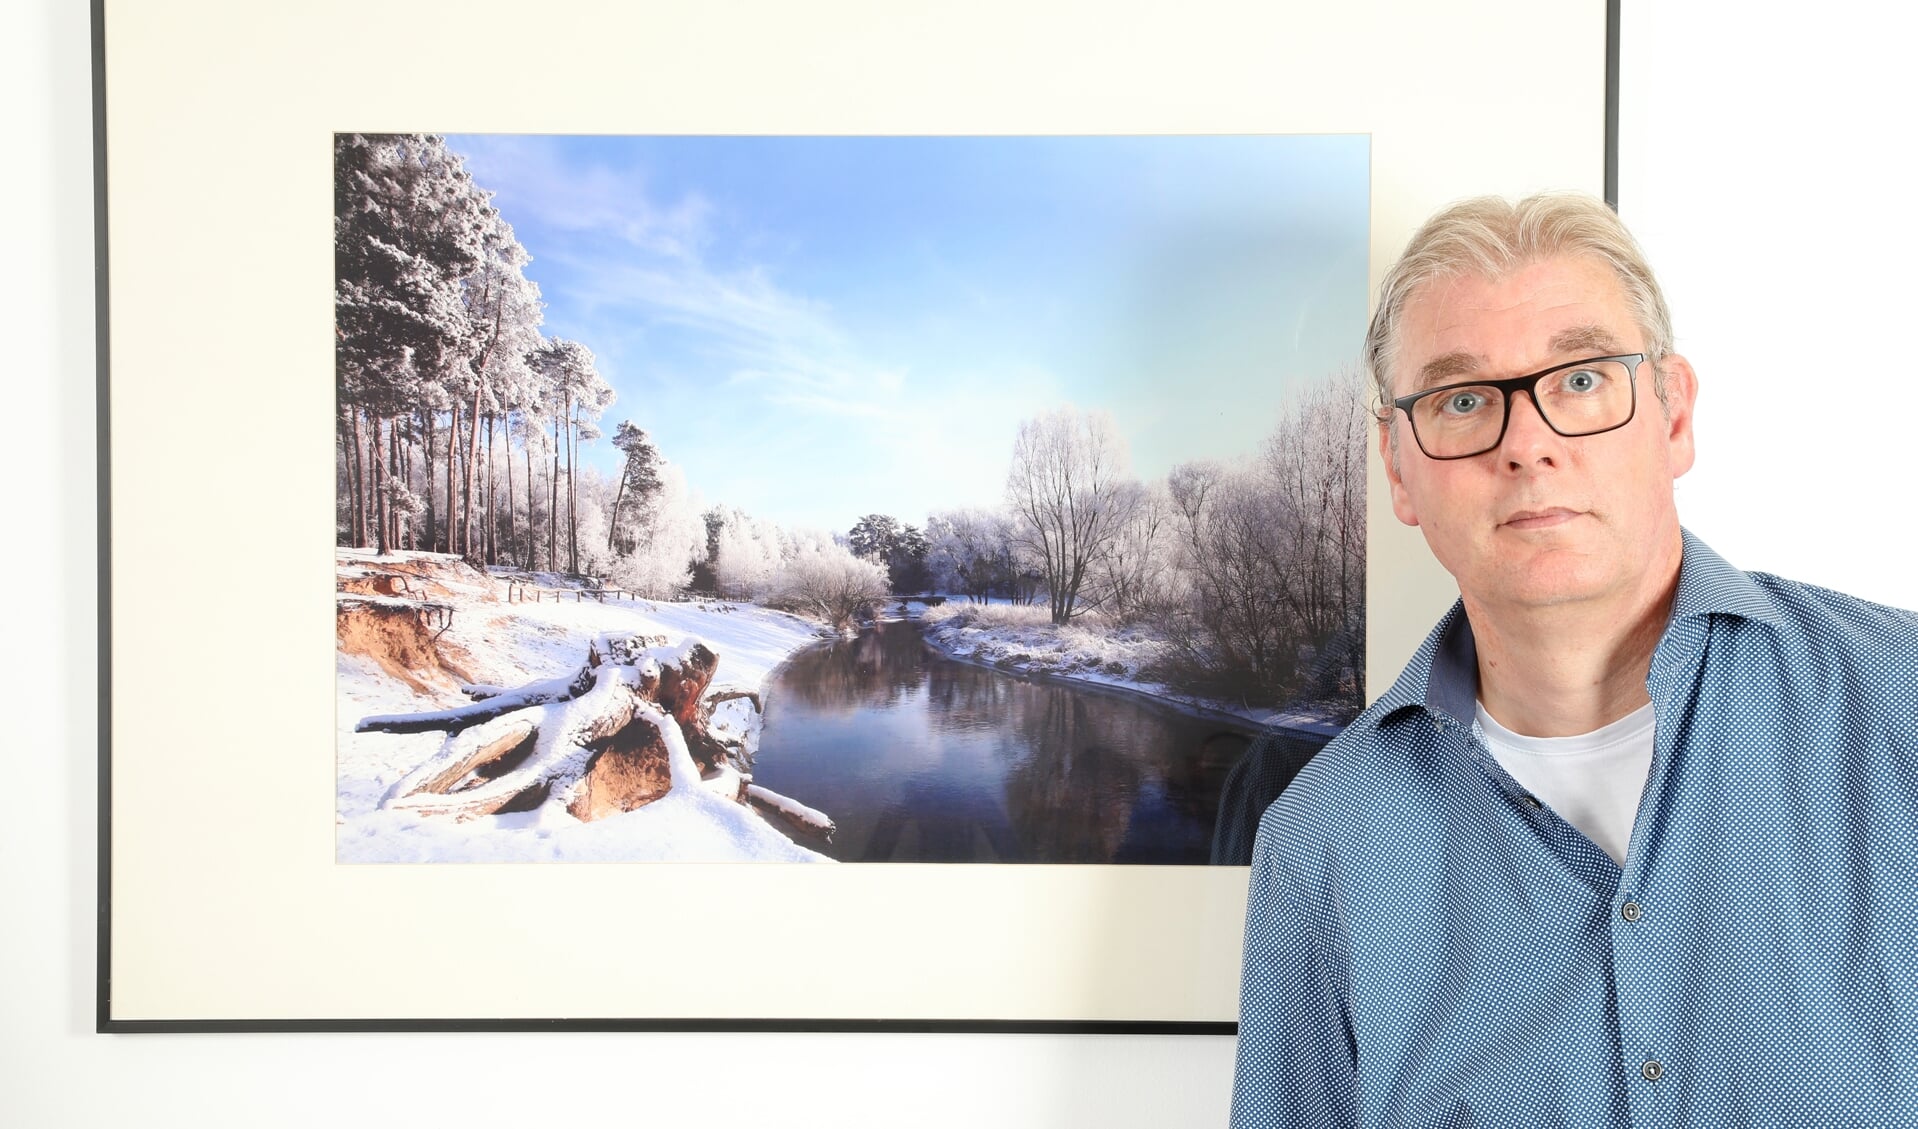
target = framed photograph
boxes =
[97,0,1618,1030]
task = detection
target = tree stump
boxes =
[361,632,731,822]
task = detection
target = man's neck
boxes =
[1464,546,1683,739]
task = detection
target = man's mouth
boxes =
[1500,507,1583,530]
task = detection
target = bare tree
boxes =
[1004,407,1138,625]
[1163,367,1368,706]
[1086,480,1179,624]
[768,540,889,632]
[1168,459,1293,688]
[1261,366,1368,700]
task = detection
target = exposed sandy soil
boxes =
[334,552,497,693]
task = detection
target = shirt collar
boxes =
[1375,529,1782,728]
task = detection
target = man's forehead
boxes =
[1412,325,1628,387]
[1395,258,1636,388]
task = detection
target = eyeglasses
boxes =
[1389,353,1645,460]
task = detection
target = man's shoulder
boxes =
[1738,569,1918,665]
[1670,558,1918,754]
[1756,567,1918,640]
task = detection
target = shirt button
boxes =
[1641,1060,1664,1082]
[1621,901,1643,923]
[1524,794,1541,809]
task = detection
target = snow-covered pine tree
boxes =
[607,421,664,554]
[454,205,544,561]
[528,337,613,574]
[335,133,488,553]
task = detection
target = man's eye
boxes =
[1560,368,1603,393]
[1441,392,1485,415]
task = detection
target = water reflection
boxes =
[753,621,1262,864]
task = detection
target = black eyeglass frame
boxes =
[1389,353,1646,461]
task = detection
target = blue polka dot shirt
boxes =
[1230,532,1918,1128]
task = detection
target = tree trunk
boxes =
[464,383,484,559]
[399,427,413,551]
[462,305,502,561]
[549,410,561,573]
[340,409,364,548]
[369,415,387,554]
[566,394,579,574]
[390,416,404,551]
[356,410,372,550]
[505,412,518,568]
[607,465,627,554]
[387,415,403,552]
[484,412,496,565]
[446,401,460,559]
[420,408,437,552]
[525,428,537,568]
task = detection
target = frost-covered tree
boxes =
[712,507,784,600]
[1168,457,1293,688]
[509,399,557,567]
[1259,367,1368,700]
[1159,367,1368,706]
[688,506,728,594]
[1004,407,1137,624]
[606,462,705,598]
[768,538,889,632]
[529,337,614,573]
[926,508,1001,602]
[1084,480,1180,623]
[453,206,543,560]
[335,133,489,553]
[607,421,664,554]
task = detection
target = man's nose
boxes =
[1498,389,1564,468]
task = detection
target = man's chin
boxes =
[1476,554,1614,610]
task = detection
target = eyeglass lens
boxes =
[1411,358,1635,458]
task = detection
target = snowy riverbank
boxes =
[907,599,1348,738]
[336,552,838,863]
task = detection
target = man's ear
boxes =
[1379,416,1420,527]
[1658,353,1699,480]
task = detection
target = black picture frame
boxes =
[95,0,1621,1034]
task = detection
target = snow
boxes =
[336,785,827,864]
[912,599,1347,737]
[337,556,837,863]
[745,783,835,836]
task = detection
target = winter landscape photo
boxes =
[334,133,1370,865]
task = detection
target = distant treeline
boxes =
[708,375,1368,709]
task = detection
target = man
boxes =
[1229,194,1918,1127]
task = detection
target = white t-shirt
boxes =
[1474,700,1656,866]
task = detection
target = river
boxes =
[750,619,1271,864]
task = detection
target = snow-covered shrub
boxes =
[921,601,1055,630]
[766,540,888,631]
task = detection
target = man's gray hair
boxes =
[1365,193,1675,429]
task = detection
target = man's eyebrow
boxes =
[1407,326,1628,394]
[1547,324,1624,355]
[1411,351,1484,392]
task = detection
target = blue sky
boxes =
[446,134,1369,534]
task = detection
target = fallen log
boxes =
[356,673,580,734]
[361,633,828,838]
[746,783,837,843]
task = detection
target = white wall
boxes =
[1617,2,1915,605]
[5,1,1910,1125]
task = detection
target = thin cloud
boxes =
[452,135,714,260]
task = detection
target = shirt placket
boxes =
[1612,614,1711,1129]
